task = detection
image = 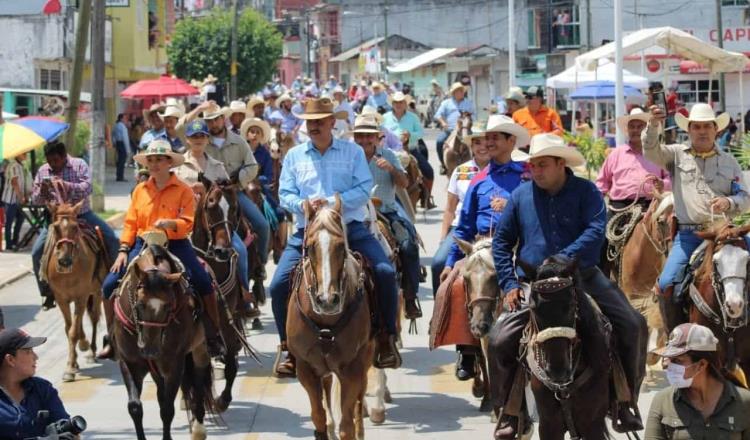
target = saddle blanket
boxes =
[429,260,480,350]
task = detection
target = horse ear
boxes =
[453,236,474,256]
[303,199,314,222]
[333,193,342,214]
[72,200,85,214]
[164,272,182,284]
[517,259,537,280]
[198,172,212,191]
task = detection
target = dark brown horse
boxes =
[112,237,214,440]
[287,196,375,440]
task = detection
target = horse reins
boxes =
[463,240,499,318]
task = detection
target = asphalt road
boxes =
[2,128,667,439]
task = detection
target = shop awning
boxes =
[679,59,750,74]
[330,37,386,62]
[388,48,457,73]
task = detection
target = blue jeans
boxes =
[381,210,421,300]
[115,141,127,180]
[435,129,451,167]
[237,191,270,265]
[232,232,249,292]
[270,221,398,341]
[32,210,119,296]
[431,227,455,294]
[4,203,24,249]
[102,238,213,300]
[409,147,434,181]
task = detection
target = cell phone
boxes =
[650,84,666,114]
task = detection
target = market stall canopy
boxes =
[680,59,750,74]
[569,81,644,100]
[575,26,749,73]
[120,75,199,99]
[546,59,649,89]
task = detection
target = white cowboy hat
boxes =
[359,105,384,125]
[485,114,531,150]
[227,100,249,116]
[203,74,218,83]
[527,133,585,167]
[246,96,265,111]
[503,86,527,106]
[133,139,185,167]
[617,107,651,134]
[142,102,166,120]
[464,126,486,143]
[158,105,184,120]
[275,93,293,108]
[371,81,384,91]
[332,85,345,95]
[240,117,271,144]
[675,103,730,132]
[351,115,382,134]
[449,82,466,94]
[200,102,228,120]
[388,91,413,106]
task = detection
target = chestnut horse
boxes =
[287,197,375,440]
[44,201,108,382]
[443,113,472,178]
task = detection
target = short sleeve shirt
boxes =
[447,159,481,226]
[369,147,406,214]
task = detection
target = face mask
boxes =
[666,362,695,388]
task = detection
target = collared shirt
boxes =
[113,121,130,145]
[381,126,404,152]
[447,159,482,226]
[493,170,606,292]
[139,128,164,150]
[157,131,185,153]
[280,137,373,229]
[642,122,750,225]
[596,143,672,202]
[269,109,302,135]
[335,100,356,125]
[645,380,750,439]
[205,129,258,189]
[368,147,406,214]
[121,173,195,246]
[383,110,423,149]
[512,106,564,138]
[435,97,475,130]
[366,92,391,112]
[31,156,92,213]
[173,150,229,186]
[0,377,69,440]
[253,145,274,188]
[446,160,526,267]
[263,106,277,121]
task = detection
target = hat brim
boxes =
[651,345,688,358]
[202,111,227,120]
[133,151,185,167]
[617,113,650,134]
[450,85,466,94]
[486,123,531,149]
[675,112,730,132]
[297,111,349,121]
[504,94,527,106]
[528,146,585,167]
[511,149,531,162]
[143,106,166,120]
[350,128,382,135]
[388,95,413,106]
[240,120,271,144]
[21,336,47,349]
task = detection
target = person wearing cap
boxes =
[246,96,266,120]
[268,94,302,142]
[113,113,130,182]
[0,328,72,440]
[352,115,423,320]
[511,86,563,139]
[138,102,166,151]
[270,98,402,377]
[434,82,476,173]
[645,103,750,331]
[98,139,225,359]
[263,88,279,121]
[157,105,186,153]
[646,323,750,439]
[488,133,647,438]
[365,82,391,114]
[30,141,120,310]
[226,100,249,134]
[503,86,526,117]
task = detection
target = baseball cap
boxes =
[652,323,718,358]
[185,119,210,137]
[0,328,47,359]
[525,86,544,99]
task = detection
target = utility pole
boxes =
[90,0,105,212]
[230,0,239,100]
[65,0,92,149]
[305,12,312,77]
[383,0,389,80]
[508,0,516,87]
[716,0,726,111]
[586,0,592,49]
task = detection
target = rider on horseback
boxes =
[98,140,225,359]
[31,141,119,310]
[435,83,475,174]
[270,98,401,378]
[511,86,563,140]
[440,115,529,381]
[489,134,647,438]
[646,103,750,331]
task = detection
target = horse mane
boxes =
[309,207,348,244]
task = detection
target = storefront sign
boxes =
[683,28,750,52]
[106,0,129,6]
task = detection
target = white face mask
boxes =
[666,362,695,388]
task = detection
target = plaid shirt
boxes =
[31,155,92,213]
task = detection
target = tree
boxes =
[168,8,282,97]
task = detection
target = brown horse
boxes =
[44,201,108,382]
[443,113,472,178]
[287,197,375,440]
[112,237,214,440]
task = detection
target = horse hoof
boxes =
[383,389,392,404]
[479,398,492,413]
[85,353,96,364]
[190,420,207,440]
[471,381,485,399]
[251,318,263,331]
[326,423,336,440]
[369,407,386,424]
[78,339,90,352]
[62,371,75,382]
[216,396,231,413]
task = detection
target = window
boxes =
[722,0,747,6]
[528,9,543,49]
[39,69,64,90]
[552,5,580,48]
[676,80,720,107]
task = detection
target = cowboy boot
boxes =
[404,290,423,320]
[613,404,644,433]
[455,352,476,381]
[374,333,402,369]
[202,291,227,358]
[96,297,116,360]
[40,281,56,310]
[274,341,296,378]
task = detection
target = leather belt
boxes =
[677,223,706,232]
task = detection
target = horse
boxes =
[690,222,750,382]
[287,196,375,440]
[517,256,612,440]
[443,112,472,178]
[393,150,423,213]
[44,201,108,382]
[112,235,214,440]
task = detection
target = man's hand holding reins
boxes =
[503,287,524,312]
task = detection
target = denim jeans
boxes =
[431,227,455,294]
[269,221,398,341]
[381,210,420,300]
[231,232,249,291]
[237,191,270,265]
[435,129,451,167]
[115,141,127,180]
[409,147,434,181]
[4,203,24,249]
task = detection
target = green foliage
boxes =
[30,121,90,170]
[730,132,750,170]
[168,9,283,97]
[561,131,609,177]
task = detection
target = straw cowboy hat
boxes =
[240,118,271,144]
[275,93,293,108]
[246,96,265,111]
[203,74,218,83]
[449,82,466,94]
[388,91,413,106]
[142,102,166,120]
[675,103,730,132]
[351,115,382,135]
[486,114,531,150]
[371,81,384,91]
[526,133,585,167]
[503,86,527,106]
[359,105,384,125]
[617,107,651,133]
[200,102,228,120]
[226,100,249,116]
[297,97,348,120]
[158,105,184,120]
[134,139,185,167]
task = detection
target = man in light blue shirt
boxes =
[270,98,402,378]
[435,82,475,173]
[333,86,355,126]
[113,113,130,181]
[268,94,302,142]
[366,82,391,113]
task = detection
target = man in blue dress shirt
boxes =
[269,94,302,143]
[489,134,647,439]
[365,82,391,113]
[434,82,475,174]
[270,98,401,378]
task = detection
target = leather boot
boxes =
[96,297,116,360]
[613,404,644,433]
[494,411,532,440]
[455,351,476,381]
[374,333,402,369]
[656,285,685,333]
[202,292,227,357]
[404,296,422,320]
[40,281,55,310]
[422,178,437,209]
[274,341,296,378]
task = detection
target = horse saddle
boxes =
[429,260,480,350]
[674,241,709,303]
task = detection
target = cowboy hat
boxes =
[296,97,348,120]
[371,81,384,91]
[617,107,651,134]
[158,105,184,120]
[332,86,345,95]
[524,86,545,99]
[133,139,185,167]
[388,91,413,106]
[464,126,486,143]
[275,93,293,108]
[142,102,166,120]
[200,102,228,120]
[226,100,249,116]
[350,115,382,135]
[240,117,271,144]
[503,86,527,106]
[449,82,466,94]
[246,96,265,111]
[359,105,384,125]
[675,103,730,132]
[526,133,585,167]
[485,114,531,149]
[203,74,218,83]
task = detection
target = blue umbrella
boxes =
[569,81,643,100]
[14,116,69,142]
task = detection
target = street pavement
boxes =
[1,131,668,439]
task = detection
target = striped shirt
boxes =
[31,156,92,213]
[2,159,28,204]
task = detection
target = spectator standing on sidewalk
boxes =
[1,153,29,251]
[112,114,130,182]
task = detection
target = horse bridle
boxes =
[463,241,499,318]
[704,238,750,330]
[197,185,235,262]
[127,264,184,349]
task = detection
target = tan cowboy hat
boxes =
[296,97,348,120]
[142,102,166,120]
[359,105,384,124]
[158,105,184,120]
[675,103,730,132]
[240,117,271,144]
[200,102,227,120]
[371,81,384,91]
[486,114,531,149]
[350,115,382,134]
[204,74,218,83]
[275,93,293,108]
[527,133,585,167]
[226,100,249,116]
[133,139,185,167]
[503,86,527,106]
[617,107,651,133]
[246,96,265,111]
[388,91,413,106]
[449,82,466,94]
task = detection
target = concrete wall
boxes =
[0,15,68,88]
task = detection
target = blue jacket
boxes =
[253,145,274,189]
[492,169,606,292]
[0,377,69,440]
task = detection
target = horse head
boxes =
[457,237,498,338]
[196,174,234,262]
[48,200,85,272]
[520,255,581,385]
[302,194,353,316]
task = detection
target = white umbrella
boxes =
[546,59,649,89]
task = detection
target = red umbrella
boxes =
[120,75,199,99]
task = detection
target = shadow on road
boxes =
[376,392,487,433]
[2,304,42,329]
